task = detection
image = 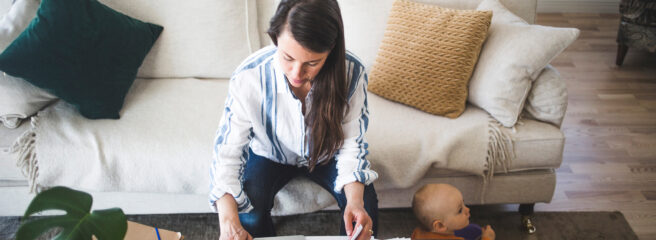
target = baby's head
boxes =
[412,183,470,234]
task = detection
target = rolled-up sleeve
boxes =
[209,76,254,213]
[333,68,378,193]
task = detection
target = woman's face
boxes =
[277,27,330,89]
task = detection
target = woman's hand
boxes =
[217,194,253,240]
[219,216,252,240]
[343,182,372,240]
[343,202,373,240]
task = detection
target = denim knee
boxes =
[239,209,275,237]
[239,209,267,227]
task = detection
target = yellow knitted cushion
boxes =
[368,0,492,118]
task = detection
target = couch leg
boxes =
[519,203,536,234]
[616,44,628,66]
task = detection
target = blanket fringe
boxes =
[10,116,41,193]
[482,116,516,203]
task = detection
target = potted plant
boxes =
[16,186,127,240]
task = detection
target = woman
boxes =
[209,0,378,239]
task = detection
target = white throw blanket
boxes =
[11,78,512,215]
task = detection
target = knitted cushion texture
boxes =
[368,0,491,118]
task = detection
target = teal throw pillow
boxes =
[0,0,163,119]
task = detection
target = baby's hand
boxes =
[482,225,495,240]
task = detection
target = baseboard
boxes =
[537,0,620,13]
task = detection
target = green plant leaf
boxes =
[23,187,92,219]
[14,216,74,240]
[16,186,127,240]
[85,208,127,240]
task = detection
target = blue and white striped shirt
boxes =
[209,46,378,213]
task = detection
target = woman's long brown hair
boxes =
[267,0,348,172]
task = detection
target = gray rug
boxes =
[0,208,639,240]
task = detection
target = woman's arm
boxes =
[338,63,378,240]
[209,76,255,239]
[333,64,378,193]
[343,182,372,240]
[217,194,239,224]
[209,77,255,213]
[344,182,365,207]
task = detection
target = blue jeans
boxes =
[239,149,379,237]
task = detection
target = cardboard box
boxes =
[92,221,183,240]
[124,221,183,240]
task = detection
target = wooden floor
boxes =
[533,13,656,240]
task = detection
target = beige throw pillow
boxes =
[468,0,579,127]
[523,65,568,127]
[368,0,491,118]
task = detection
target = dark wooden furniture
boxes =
[616,0,656,65]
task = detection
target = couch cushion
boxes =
[257,0,277,47]
[364,92,563,190]
[18,78,229,193]
[0,1,11,17]
[425,118,564,176]
[100,0,261,79]
[368,0,491,118]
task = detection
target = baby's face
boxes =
[440,189,471,231]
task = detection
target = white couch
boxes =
[0,0,566,230]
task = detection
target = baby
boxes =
[411,184,495,240]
